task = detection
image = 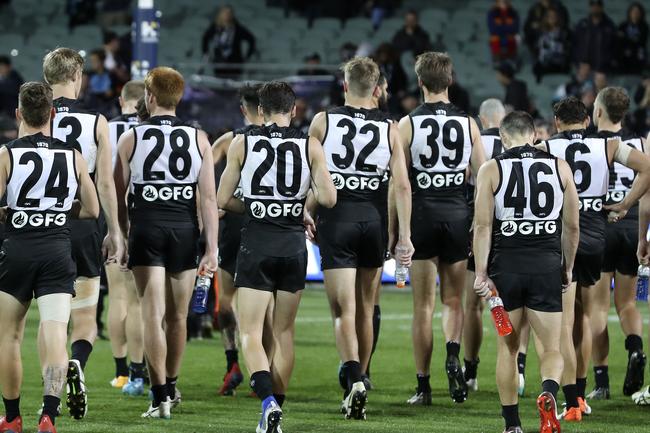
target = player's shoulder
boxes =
[109,113,138,124]
[233,124,258,136]
[480,127,500,138]
[53,97,97,116]
[328,105,391,122]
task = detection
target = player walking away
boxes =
[589,87,647,400]
[463,97,505,392]
[0,82,99,433]
[211,83,271,396]
[106,80,147,395]
[473,110,579,433]
[217,81,336,433]
[543,96,650,421]
[114,67,219,419]
[398,52,485,405]
[309,57,414,419]
[43,47,124,420]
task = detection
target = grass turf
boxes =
[12,287,650,432]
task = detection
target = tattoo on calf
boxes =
[43,365,67,397]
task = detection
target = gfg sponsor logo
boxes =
[606,191,626,203]
[11,211,66,229]
[416,172,465,189]
[331,173,379,191]
[500,220,557,236]
[250,201,303,219]
[142,185,194,202]
[578,197,603,212]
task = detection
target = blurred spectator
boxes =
[366,0,398,31]
[562,63,594,98]
[297,53,330,76]
[291,98,311,133]
[202,6,256,78]
[329,42,358,107]
[373,43,408,111]
[449,72,471,114]
[431,33,447,52]
[631,77,650,137]
[532,8,571,82]
[400,93,419,117]
[88,49,113,99]
[523,0,570,54]
[534,119,553,141]
[392,10,432,57]
[573,0,616,74]
[98,0,130,27]
[487,0,520,62]
[617,2,648,75]
[495,61,531,112]
[0,56,23,117]
[66,0,97,30]
[103,31,130,87]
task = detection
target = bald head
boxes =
[479,98,506,129]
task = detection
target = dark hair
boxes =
[19,82,53,127]
[135,96,149,121]
[90,49,106,62]
[0,55,10,66]
[103,31,118,45]
[500,111,535,139]
[628,2,646,22]
[597,87,630,123]
[405,9,418,17]
[259,81,296,115]
[239,83,262,112]
[553,96,589,124]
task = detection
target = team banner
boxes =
[131,0,159,80]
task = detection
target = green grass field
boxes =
[13,288,650,432]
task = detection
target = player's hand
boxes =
[303,210,317,244]
[638,238,650,266]
[562,267,572,292]
[218,208,226,219]
[103,232,125,265]
[604,202,629,223]
[393,237,414,267]
[198,251,218,276]
[473,273,496,298]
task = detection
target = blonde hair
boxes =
[43,48,84,85]
[342,57,380,98]
[144,67,185,109]
[121,80,145,103]
[415,52,453,94]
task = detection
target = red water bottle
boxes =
[488,290,513,337]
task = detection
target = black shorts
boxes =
[128,224,199,273]
[234,247,307,293]
[602,224,638,276]
[490,269,563,313]
[412,217,470,263]
[573,250,605,287]
[0,238,76,302]
[70,220,103,278]
[318,219,385,270]
[218,213,244,276]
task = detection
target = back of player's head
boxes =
[121,80,145,103]
[239,83,262,113]
[342,56,380,98]
[500,111,535,144]
[415,52,452,94]
[553,96,589,125]
[18,81,53,127]
[479,98,506,126]
[43,47,84,85]
[135,96,149,121]
[144,67,184,110]
[259,81,296,116]
[596,86,630,124]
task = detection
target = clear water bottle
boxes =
[394,246,409,288]
[192,273,212,314]
[637,265,650,302]
[487,291,513,337]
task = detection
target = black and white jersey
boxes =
[4,133,78,240]
[128,115,203,227]
[545,129,609,251]
[480,127,504,160]
[409,102,473,221]
[109,113,139,168]
[321,106,391,222]
[52,97,99,175]
[231,124,259,203]
[241,124,311,230]
[491,144,564,270]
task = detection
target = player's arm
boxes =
[0,147,9,221]
[390,115,413,253]
[469,117,487,176]
[472,160,497,298]
[558,159,580,287]
[95,114,125,262]
[637,134,650,265]
[217,134,245,213]
[114,128,134,239]
[212,131,234,166]
[606,138,650,221]
[197,130,219,275]
[71,151,100,219]
[388,122,413,266]
[308,136,336,208]
[308,111,327,142]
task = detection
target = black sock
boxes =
[273,393,285,407]
[114,357,128,377]
[542,379,560,400]
[42,395,59,425]
[501,404,521,429]
[625,334,643,355]
[2,396,19,423]
[562,384,579,408]
[367,305,381,377]
[594,365,609,388]
[517,352,527,375]
[343,360,362,391]
[225,350,239,371]
[446,341,460,358]
[129,362,146,380]
[250,371,273,401]
[416,374,431,393]
[576,377,587,399]
[151,384,166,407]
[464,358,479,380]
[166,376,177,400]
[70,340,93,370]
[338,363,348,390]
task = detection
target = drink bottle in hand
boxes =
[637,265,650,302]
[488,290,513,337]
[192,273,212,314]
[394,245,409,288]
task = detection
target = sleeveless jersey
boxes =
[320,106,391,222]
[52,97,99,175]
[409,102,473,221]
[109,113,139,168]
[468,127,503,202]
[129,115,203,227]
[4,133,78,240]
[492,144,564,271]
[545,130,609,252]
